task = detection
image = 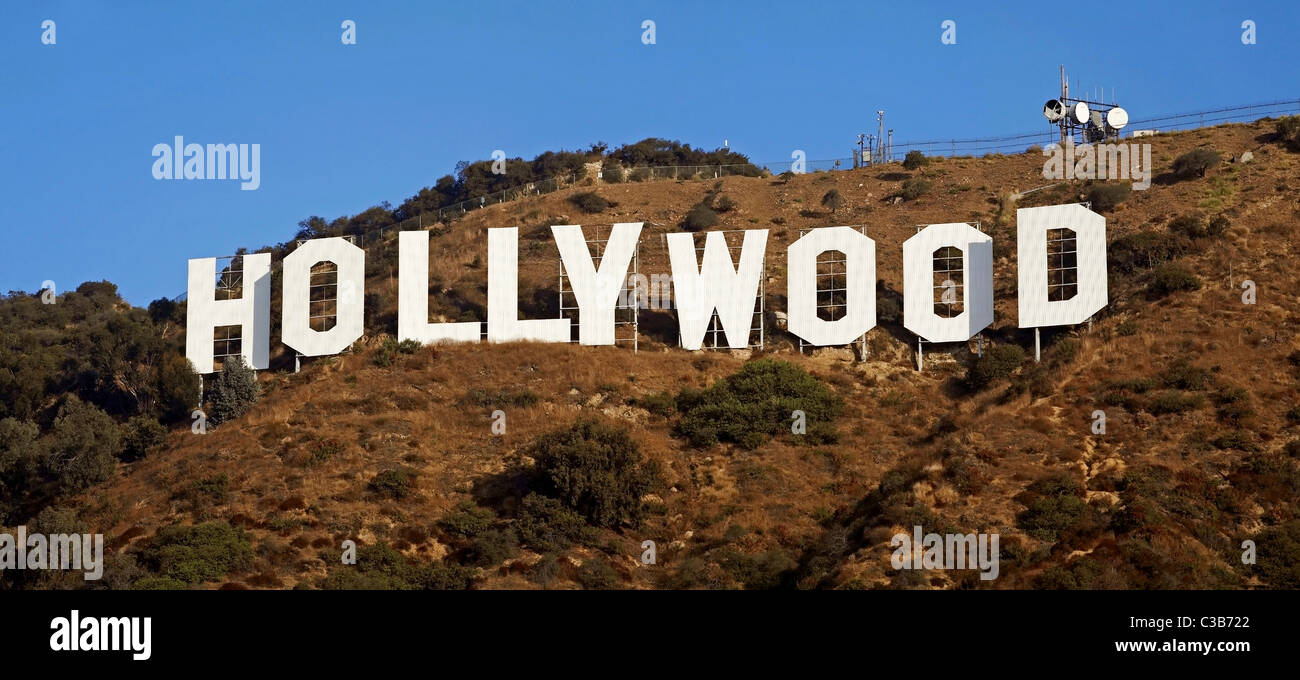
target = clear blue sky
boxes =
[2,1,1296,305]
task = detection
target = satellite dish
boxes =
[1071,101,1090,125]
[1043,99,1067,122]
[1105,106,1129,130]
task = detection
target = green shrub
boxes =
[635,391,676,417]
[682,203,719,231]
[674,359,843,449]
[396,339,421,354]
[1172,148,1220,179]
[965,344,1025,391]
[1255,520,1300,588]
[1168,214,1206,238]
[820,189,842,214]
[307,438,342,465]
[44,396,122,492]
[1162,359,1211,390]
[1109,231,1190,273]
[120,415,167,462]
[179,473,230,506]
[714,195,737,212]
[529,418,660,528]
[569,192,610,214]
[138,521,253,586]
[515,492,595,552]
[1277,116,1300,151]
[1207,215,1230,236]
[438,501,495,540]
[717,548,797,589]
[461,388,539,408]
[1015,476,1090,542]
[1213,386,1253,424]
[1146,264,1201,298]
[900,178,931,200]
[902,150,928,170]
[1145,390,1204,415]
[602,164,625,183]
[209,355,259,426]
[157,354,201,423]
[577,558,621,589]
[1086,182,1131,211]
[374,338,397,367]
[370,467,417,499]
[464,527,519,566]
[1211,430,1252,450]
[321,542,475,590]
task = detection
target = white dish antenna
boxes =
[1071,101,1090,125]
[1043,99,1067,122]
[1104,106,1128,130]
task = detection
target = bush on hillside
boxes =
[157,354,201,423]
[900,178,931,200]
[965,344,1026,391]
[320,542,475,590]
[1277,116,1300,151]
[902,150,928,170]
[577,558,621,589]
[1255,520,1300,588]
[1086,182,1131,211]
[44,396,123,492]
[682,203,719,231]
[137,521,253,586]
[1145,264,1201,298]
[821,188,842,214]
[515,492,596,552]
[1172,148,1220,179]
[601,164,625,183]
[674,359,843,449]
[120,415,167,462]
[1109,231,1191,273]
[569,192,610,214]
[208,355,259,426]
[529,418,661,528]
[369,467,418,499]
[437,501,496,540]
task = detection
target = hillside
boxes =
[14,118,1300,590]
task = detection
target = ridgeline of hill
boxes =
[4,118,1300,590]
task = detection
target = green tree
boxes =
[44,396,123,492]
[208,355,259,426]
[157,354,200,423]
[902,150,928,170]
[1171,148,1220,179]
[821,188,843,214]
[530,419,660,528]
[121,415,167,462]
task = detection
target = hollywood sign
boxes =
[184,203,1105,373]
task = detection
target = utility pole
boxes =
[876,110,885,164]
[1060,65,1069,145]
